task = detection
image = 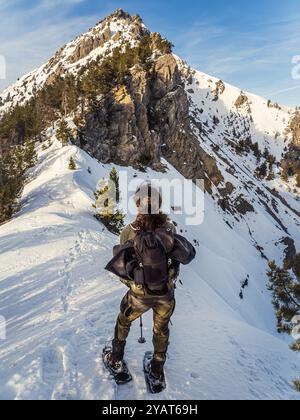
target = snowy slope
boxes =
[0,139,299,400]
[175,57,300,267]
[176,55,297,168]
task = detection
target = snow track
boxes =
[0,141,299,400]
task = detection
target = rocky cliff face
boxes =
[77,51,222,192]
[289,112,300,147]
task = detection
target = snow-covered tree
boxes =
[109,167,120,203]
[68,157,76,170]
[93,176,125,235]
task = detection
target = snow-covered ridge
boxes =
[0,138,299,400]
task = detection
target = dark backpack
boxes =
[132,227,175,290]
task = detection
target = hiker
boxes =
[104,183,196,390]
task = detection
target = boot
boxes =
[111,338,126,363]
[150,353,165,380]
[105,351,126,375]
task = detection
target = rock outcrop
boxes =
[78,53,223,191]
[68,27,112,64]
[289,112,300,147]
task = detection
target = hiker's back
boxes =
[120,222,176,245]
[105,183,196,390]
[133,227,175,292]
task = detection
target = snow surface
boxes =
[0,139,299,400]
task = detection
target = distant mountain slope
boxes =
[176,57,300,262]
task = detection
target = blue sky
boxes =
[1,0,300,106]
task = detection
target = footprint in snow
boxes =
[41,347,64,387]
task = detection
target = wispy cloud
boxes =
[173,12,300,106]
[0,0,109,92]
[1,1,300,106]
[267,84,300,97]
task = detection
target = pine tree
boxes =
[93,179,125,235]
[267,169,275,181]
[13,145,25,174]
[56,119,71,146]
[267,260,300,334]
[293,380,300,393]
[290,341,300,352]
[263,147,269,159]
[109,167,120,203]
[268,155,276,166]
[256,162,267,178]
[252,142,261,160]
[0,147,24,224]
[281,167,289,182]
[68,157,76,170]
[23,139,37,170]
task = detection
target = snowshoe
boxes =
[102,346,132,385]
[143,351,166,394]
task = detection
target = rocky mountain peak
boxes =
[110,8,130,19]
[0,9,150,114]
[107,8,142,23]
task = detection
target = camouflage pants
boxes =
[114,290,175,364]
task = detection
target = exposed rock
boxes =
[279,237,296,265]
[112,31,122,42]
[68,27,112,64]
[280,114,300,184]
[258,198,289,234]
[234,195,254,215]
[114,85,132,105]
[111,8,131,20]
[78,53,223,191]
[152,54,179,98]
[212,80,225,100]
[289,112,300,146]
[265,186,300,219]
[235,93,251,113]
[267,99,281,110]
[218,182,235,198]
[45,62,65,85]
